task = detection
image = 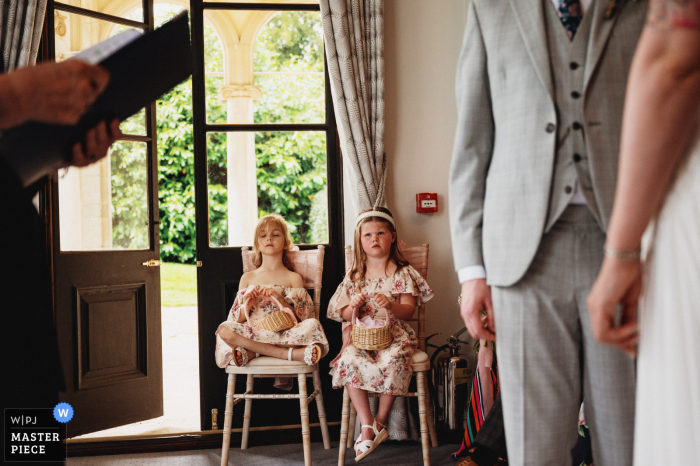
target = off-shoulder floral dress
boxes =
[327,266,433,396]
[215,285,329,368]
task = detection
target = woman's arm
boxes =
[606,0,700,251]
[588,0,700,353]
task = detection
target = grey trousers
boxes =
[492,206,635,466]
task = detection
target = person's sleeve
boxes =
[449,1,494,273]
[457,265,487,284]
[326,279,351,323]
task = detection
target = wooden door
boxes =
[48,0,162,437]
[190,1,346,432]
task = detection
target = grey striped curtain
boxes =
[320,0,387,214]
[0,0,47,72]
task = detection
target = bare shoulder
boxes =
[648,0,700,31]
[289,271,305,289]
[239,271,252,289]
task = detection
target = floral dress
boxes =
[215,284,329,368]
[327,266,433,396]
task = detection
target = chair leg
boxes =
[416,371,431,466]
[313,369,331,450]
[221,373,236,466]
[425,390,439,448]
[241,374,254,449]
[298,373,312,466]
[338,386,351,465]
[346,403,356,448]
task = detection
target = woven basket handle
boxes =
[351,293,391,326]
[241,286,297,324]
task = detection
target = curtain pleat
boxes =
[320,0,386,214]
[1,0,46,72]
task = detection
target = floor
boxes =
[75,306,201,439]
[66,441,462,465]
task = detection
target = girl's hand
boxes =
[587,257,641,357]
[372,293,393,311]
[349,293,366,310]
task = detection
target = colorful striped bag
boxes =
[453,340,499,457]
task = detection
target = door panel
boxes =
[48,0,161,437]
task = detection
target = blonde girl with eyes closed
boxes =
[215,214,328,373]
[327,207,434,461]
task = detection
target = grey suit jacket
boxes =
[449,0,647,287]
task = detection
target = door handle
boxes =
[142,259,162,267]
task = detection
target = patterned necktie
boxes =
[558,0,583,40]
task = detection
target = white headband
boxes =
[355,210,395,228]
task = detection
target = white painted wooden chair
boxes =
[338,244,438,466]
[220,245,330,466]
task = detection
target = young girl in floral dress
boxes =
[215,214,328,371]
[327,207,433,461]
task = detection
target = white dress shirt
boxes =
[458,0,593,284]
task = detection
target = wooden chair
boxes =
[220,245,330,466]
[338,244,438,466]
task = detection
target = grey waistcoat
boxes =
[543,0,601,231]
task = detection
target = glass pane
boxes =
[54,0,147,21]
[60,141,149,251]
[207,131,328,247]
[205,10,325,124]
[54,11,147,135]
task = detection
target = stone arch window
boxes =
[203,4,331,247]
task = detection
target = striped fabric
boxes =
[454,341,499,456]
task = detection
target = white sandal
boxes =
[303,344,321,365]
[354,420,388,462]
[233,347,248,367]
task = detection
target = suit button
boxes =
[572,122,582,130]
[545,123,556,133]
[571,91,581,99]
[565,186,573,194]
[573,153,582,162]
[570,62,579,70]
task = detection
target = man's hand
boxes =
[0,60,111,129]
[588,257,640,357]
[68,119,123,167]
[460,278,495,341]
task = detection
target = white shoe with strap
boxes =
[354,420,389,462]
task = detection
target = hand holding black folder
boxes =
[0,11,193,186]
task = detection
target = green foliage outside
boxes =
[161,262,198,306]
[110,7,329,262]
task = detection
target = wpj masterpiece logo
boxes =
[4,404,70,462]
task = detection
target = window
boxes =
[196,3,335,247]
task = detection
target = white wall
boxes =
[343,0,473,360]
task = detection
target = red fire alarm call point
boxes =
[416,193,438,213]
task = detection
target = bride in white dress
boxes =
[587,1,700,465]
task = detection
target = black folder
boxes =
[0,11,193,185]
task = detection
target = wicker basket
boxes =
[254,311,296,333]
[352,321,391,351]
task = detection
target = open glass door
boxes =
[47,0,163,437]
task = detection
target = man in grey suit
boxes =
[449,0,646,465]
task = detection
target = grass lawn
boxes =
[161,262,198,307]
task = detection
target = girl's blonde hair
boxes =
[252,214,295,271]
[349,207,409,281]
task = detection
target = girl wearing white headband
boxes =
[327,207,434,461]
